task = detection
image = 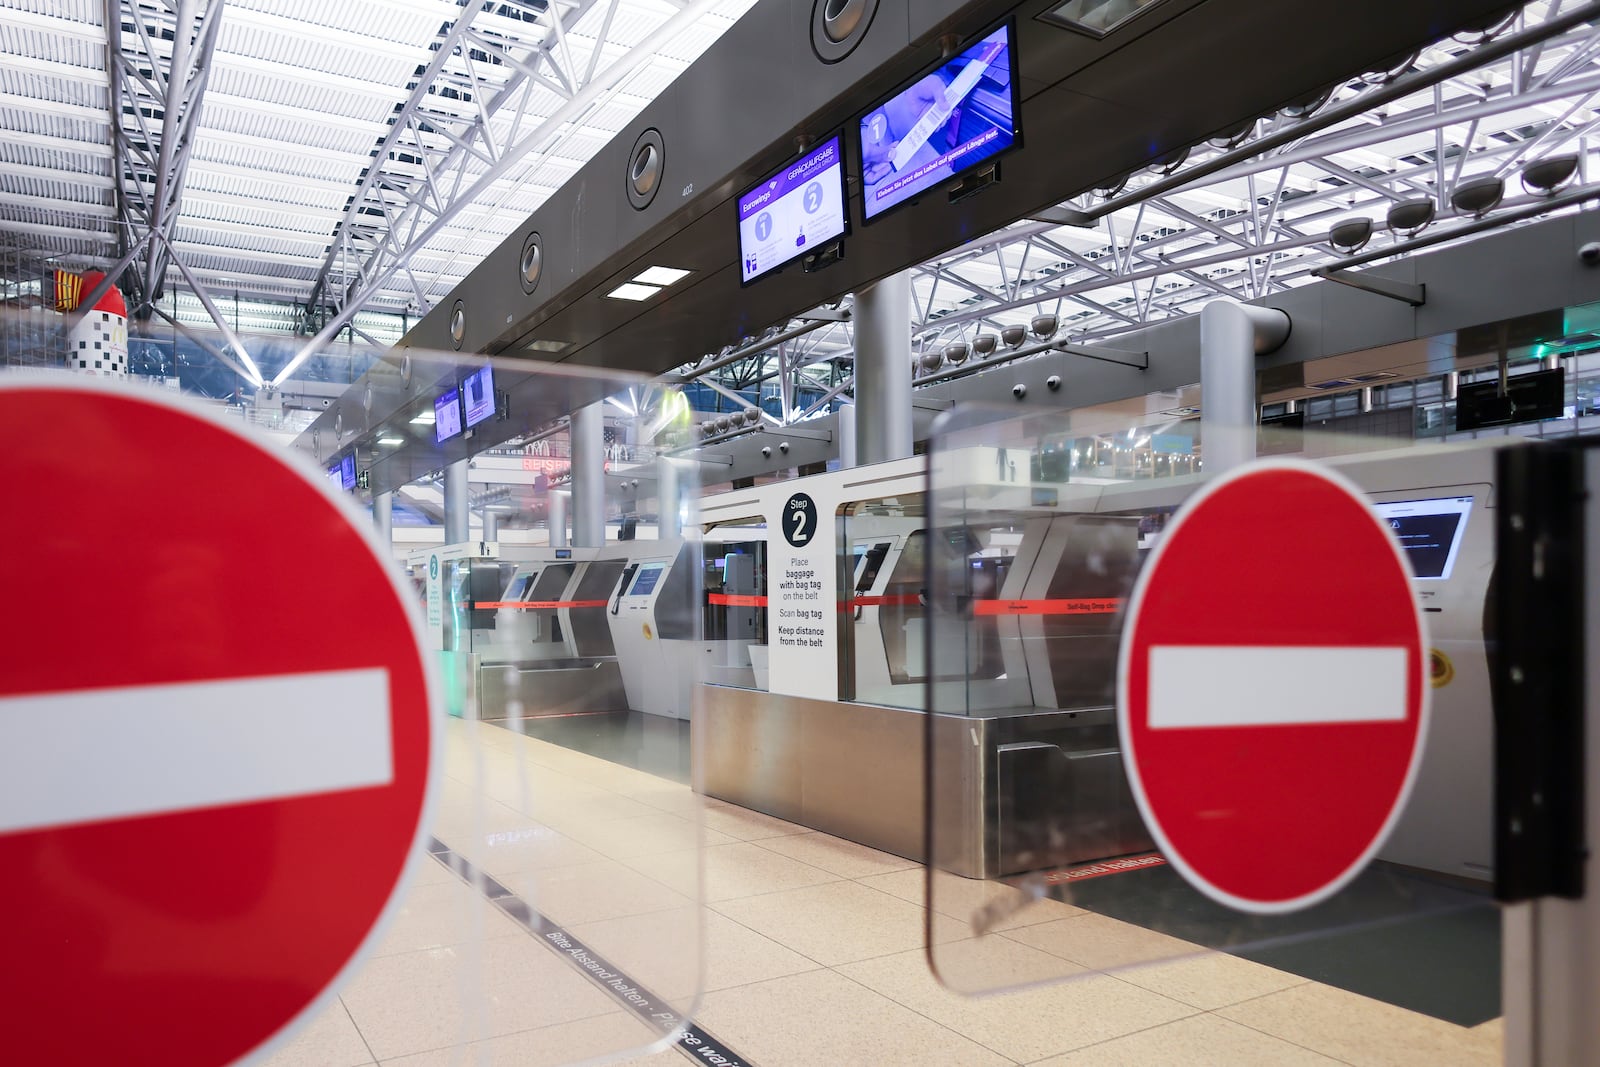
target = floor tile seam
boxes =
[696,903,841,972]
[824,964,1033,1064]
[357,1001,629,1065]
[1012,1009,1219,1065]
[338,994,381,1066]
[609,844,846,899]
[1201,1009,1362,1066]
[742,830,921,879]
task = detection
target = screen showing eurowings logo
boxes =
[738,135,846,284]
[859,25,1017,220]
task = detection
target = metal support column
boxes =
[481,511,499,542]
[373,490,393,552]
[570,403,606,547]
[853,273,914,466]
[837,406,857,470]
[657,456,682,538]
[549,491,569,548]
[1199,300,1290,475]
[444,460,470,545]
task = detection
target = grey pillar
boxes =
[1199,300,1290,475]
[372,490,392,552]
[570,402,606,547]
[657,456,682,538]
[853,272,914,466]
[549,490,569,548]
[837,407,857,470]
[444,459,470,545]
[481,510,499,542]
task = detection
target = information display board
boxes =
[738,134,847,284]
[858,23,1020,221]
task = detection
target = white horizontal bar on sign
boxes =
[0,668,393,835]
[1147,646,1408,729]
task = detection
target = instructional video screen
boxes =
[1371,496,1474,579]
[434,387,462,442]
[738,134,847,284]
[462,364,495,427]
[859,24,1018,220]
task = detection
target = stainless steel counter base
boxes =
[477,657,629,719]
[693,685,1153,879]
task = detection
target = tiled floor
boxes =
[259,719,1505,1066]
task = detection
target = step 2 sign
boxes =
[1118,459,1428,914]
[0,377,438,1066]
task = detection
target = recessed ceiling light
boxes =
[410,411,436,425]
[525,339,569,353]
[606,282,661,301]
[378,435,405,446]
[632,266,692,287]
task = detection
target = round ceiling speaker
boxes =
[812,0,879,63]
[519,232,543,294]
[626,129,665,210]
[449,300,466,349]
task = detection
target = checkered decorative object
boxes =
[70,311,129,379]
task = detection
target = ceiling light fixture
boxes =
[606,282,660,301]
[632,266,692,286]
[378,435,405,446]
[410,411,436,425]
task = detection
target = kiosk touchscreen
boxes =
[1371,495,1473,580]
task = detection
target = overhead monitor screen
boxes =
[462,364,495,428]
[859,23,1020,221]
[339,453,357,491]
[1371,496,1474,580]
[434,388,462,443]
[630,563,665,597]
[738,133,847,284]
[326,464,342,485]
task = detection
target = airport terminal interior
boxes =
[6,0,1600,1064]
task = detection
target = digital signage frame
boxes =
[856,21,1022,223]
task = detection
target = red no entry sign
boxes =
[1118,460,1428,914]
[0,378,437,1065]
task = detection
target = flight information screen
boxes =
[859,23,1019,221]
[739,134,847,284]
[1371,496,1474,580]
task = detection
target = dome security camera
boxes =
[778,442,790,454]
[1012,383,1027,400]
[1580,242,1600,266]
[1046,375,1062,392]
[760,446,772,459]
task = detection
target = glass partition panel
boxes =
[923,399,1507,1058]
[1,311,707,1067]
